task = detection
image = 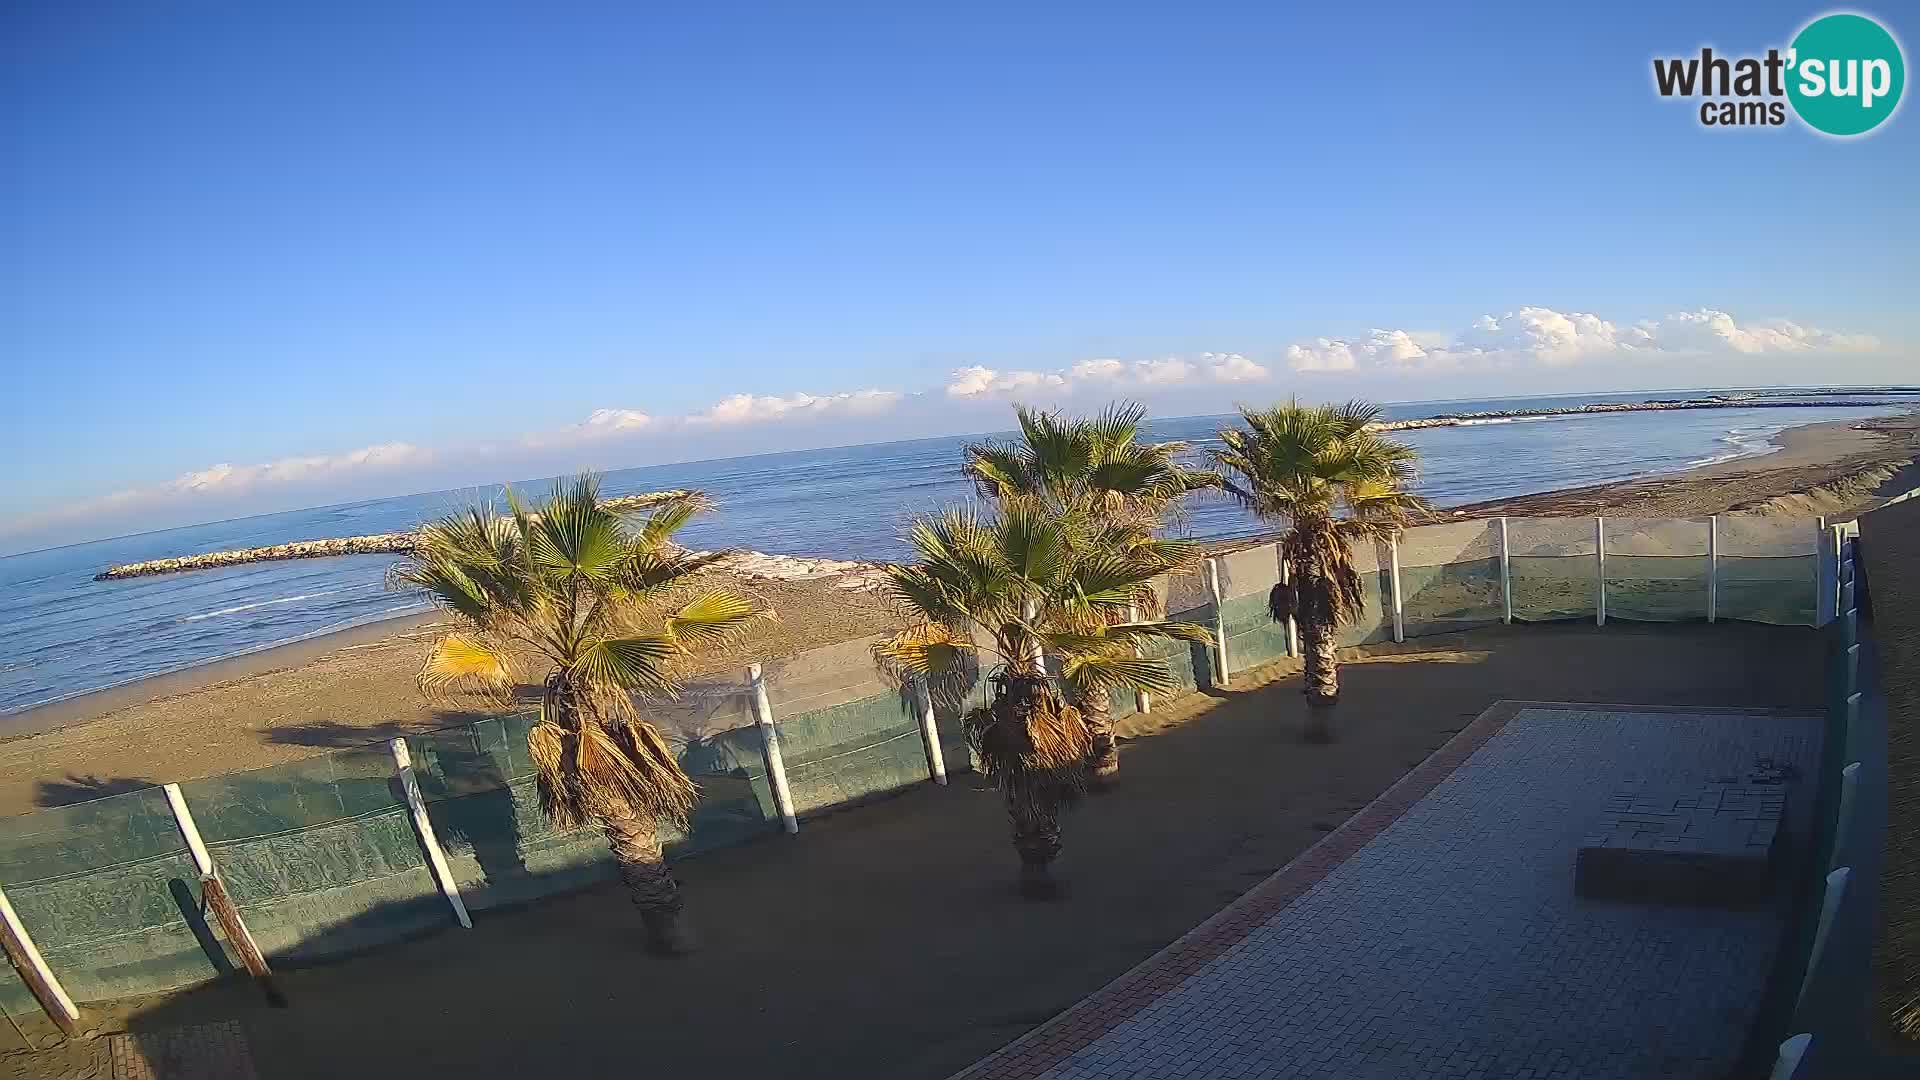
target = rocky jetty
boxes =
[91,490,897,590]
[95,534,419,580]
[1371,395,1889,433]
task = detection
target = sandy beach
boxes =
[0,411,1913,818]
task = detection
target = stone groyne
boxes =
[1370,395,1900,433]
[93,490,697,581]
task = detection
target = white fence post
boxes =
[1278,557,1299,657]
[1497,517,1513,625]
[1205,558,1231,684]
[0,883,80,1036]
[748,663,800,834]
[1816,515,1831,625]
[1770,1034,1813,1080]
[1128,602,1152,714]
[1797,867,1850,1013]
[1847,643,1861,695]
[1595,516,1607,627]
[1388,537,1405,643]
[1833,762,1862,872]
[913,680,947,785]
[387,741,472,929]
[1707,515,1718,624]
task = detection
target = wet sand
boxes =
[0,412,1912,817]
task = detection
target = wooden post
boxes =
[1497,517,1513,625]
[1706,515,1718,624]
[748,664,799,834]
[0,885,78,1037]
[1279,556,1298,657]
[913,680,946,785]
[1388,537,1405,643]
[1128,602,1152,714]
[1205,558,1230,684]
[386,742,471,930]
[1595,517,1607,627]
[163,783,286,1005]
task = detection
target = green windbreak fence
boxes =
[1603,517,1710,623]
[0,786,203,1012]
[1508,518,1599,622]
[1717,515,1818,625]
[764,635,952,818]
[177,748,441,964]
[1216,546,1288,671]
[1398,520,1504,635]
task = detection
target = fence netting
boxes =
[1602,517,1710,622]
[0,785,200,1009]
[765,635,940,817]
[1506,518,1599,622]
[177,747,440,962]
[1397,520,1503,635]
[1717,516,1818,625]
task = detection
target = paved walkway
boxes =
[956,702,1819,1080]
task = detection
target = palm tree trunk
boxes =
[1009,792,1065,899]
[600,798,692,953]
[1301,618,1340,706]
[1077,686,1120,784]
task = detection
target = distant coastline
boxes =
[87,393,1912,583]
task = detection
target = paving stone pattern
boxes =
[1577,782,1787,906]
[107,1021,258,1080]
[972,705,1818,1080]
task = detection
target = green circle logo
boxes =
[1787,13,1905,136]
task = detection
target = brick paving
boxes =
[955,702,1819,1080]
[108,1021,257,1080]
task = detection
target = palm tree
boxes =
[963,403,1217,780]
[1212,401,1426,712]
[878,503,1210,896]
[392,475,759,952]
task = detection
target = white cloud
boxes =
[689,389,901,425]
[1289,307,1882,374]
[948,351,1272,397]
[168,442,432,495]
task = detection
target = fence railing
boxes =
[0,513,1836,1026]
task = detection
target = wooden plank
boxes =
[200,876,286,1008]
[0,883,79,1036]
[388,739,472,929]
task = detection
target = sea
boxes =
[2,389,1913,717]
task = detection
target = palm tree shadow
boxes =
[34,773,156,807]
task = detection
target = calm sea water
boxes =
[1,390,1909,715]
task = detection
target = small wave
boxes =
[181,591,339,622]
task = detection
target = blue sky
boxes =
[2,1,1915,551]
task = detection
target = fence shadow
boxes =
[35,773,156,808]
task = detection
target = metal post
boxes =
[1128,602,1152,713]
[913,680,946,785]
[385,742,472,929]
[1388,537,1405,643]
[0,884,79,1037]
[1205,558,1230,684]
[748,663,799,834]
[1595,516,1607,627]
[1497,517,1513,625]
[1707,515,1718,624]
